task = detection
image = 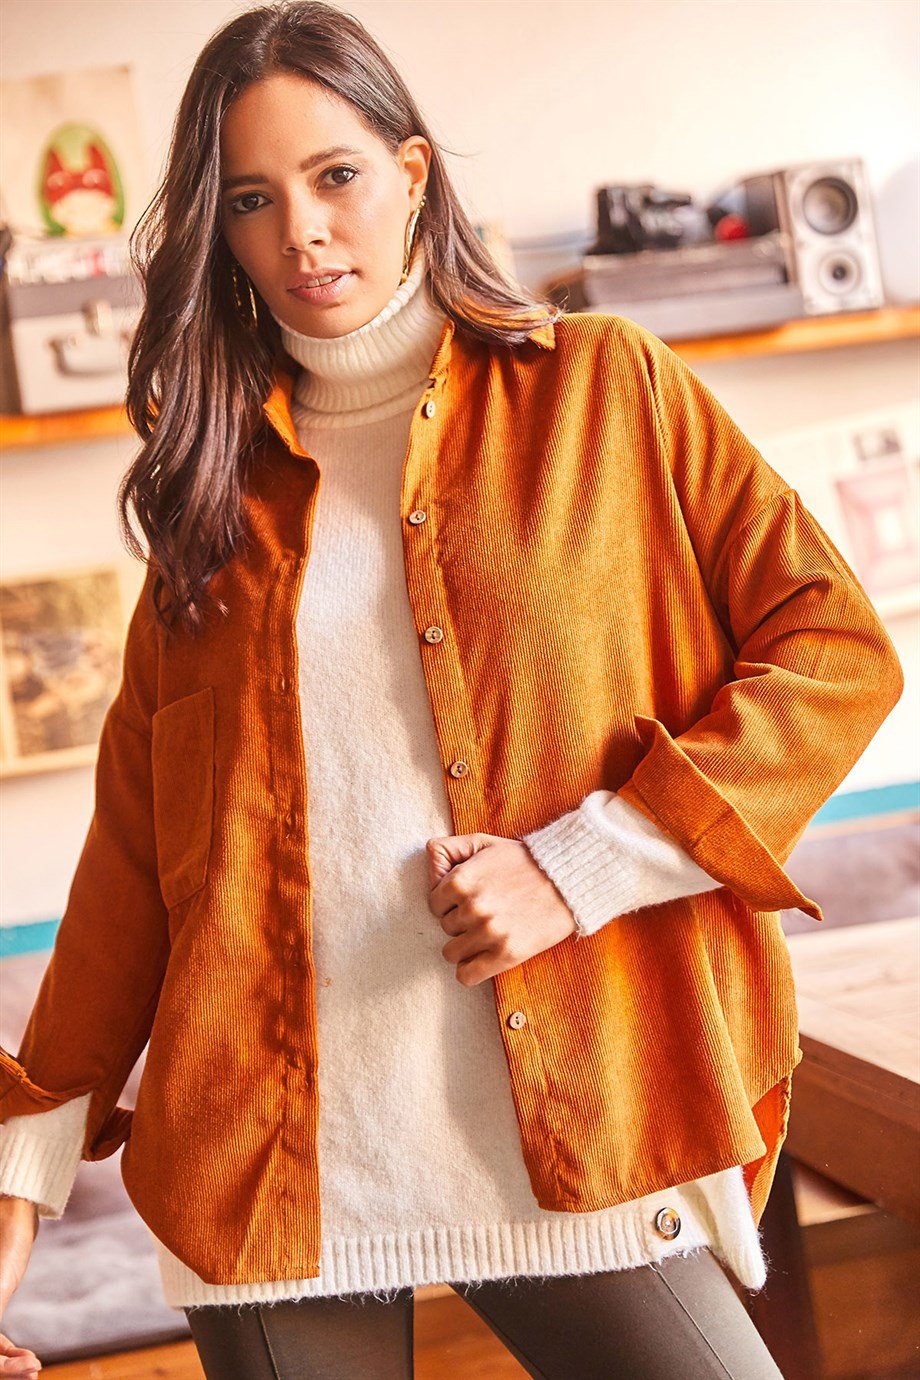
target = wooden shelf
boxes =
[2,304,917,452]
[0,401,136,450]
[673,302,920,363]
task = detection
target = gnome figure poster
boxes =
[0,63,149,241]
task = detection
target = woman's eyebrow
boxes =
[220,145,364,193]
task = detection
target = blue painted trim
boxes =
[3,780,917,958]
[1,919,60,959]
[811,778,920,823]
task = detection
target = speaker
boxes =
[733,157,884,315]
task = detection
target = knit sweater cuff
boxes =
[522,789,724,939]
[0,1091,92,1219]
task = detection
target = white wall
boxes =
[1,0,918,925]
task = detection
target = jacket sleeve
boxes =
[611,321,905,922]
[0,562,171,1161]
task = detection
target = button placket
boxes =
[399,338,583,1212]
[401,389,480,809]
[250,419,332,1242]
[494,964,581,1205]
[273,553,299,700]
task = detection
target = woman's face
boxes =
[219,71,431,339]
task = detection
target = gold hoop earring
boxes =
[400,193,427,284]
[231,261,259,330]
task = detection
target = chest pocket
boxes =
[151,685,215,910]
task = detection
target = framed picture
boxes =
[762,402,920,620]
[0,63,149,239]
[0,561,140,778]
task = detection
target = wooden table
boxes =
[747,916,920,1380]
[785,915,920,1226]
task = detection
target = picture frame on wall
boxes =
[0,62,149,239]
[762,401,920,621]
[0,561,140,778]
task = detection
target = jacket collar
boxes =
[261,313,556,458]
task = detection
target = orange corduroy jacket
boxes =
[0,309,904,1285]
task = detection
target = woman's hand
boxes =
[426,833,576,986]
[0,1195,42,1375]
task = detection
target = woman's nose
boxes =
[279,196,330,255]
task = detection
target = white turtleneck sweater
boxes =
[0,243,768,1308]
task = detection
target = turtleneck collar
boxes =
[269,240,448,421]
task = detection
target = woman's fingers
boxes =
[0,1332,42,1376]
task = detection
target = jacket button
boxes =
[408,509,427,524]
[654,1207,681,1239]
[423,625,444,643]
[507,1010,527,1029]
[448,760,470,778]
[278,674,289,693]
[423,399,437,418]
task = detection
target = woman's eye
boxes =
[324,165,358,187]
[227,167,357,215]
[229,192,267,216]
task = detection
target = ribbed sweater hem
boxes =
[161,1189,767,1309]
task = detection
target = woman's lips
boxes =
[287,272,354,305]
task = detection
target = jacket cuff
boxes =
[616,715,824,921]
[0,1045,94,1116]
[0,1092,92,1219]
[523,790,723,938]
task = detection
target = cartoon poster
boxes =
[0,63,149,240]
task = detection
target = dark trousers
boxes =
[183,1245,784,1379]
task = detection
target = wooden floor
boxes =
[39,1285,533,1379]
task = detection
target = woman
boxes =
[0,3,903,1377]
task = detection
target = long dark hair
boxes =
[121,0,561,636]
